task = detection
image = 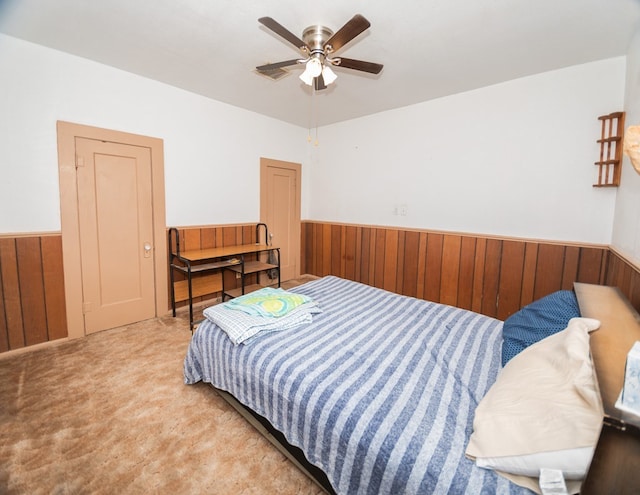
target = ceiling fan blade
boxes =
[314,74,327,91]
[324,14,371,53]
[256,59,301,71]
[258,17,308,51]
[334,57,383,74]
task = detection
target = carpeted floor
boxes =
[0,277,325,495]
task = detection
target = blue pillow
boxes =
[501,290,581,366]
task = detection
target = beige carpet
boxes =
[0,278,324,495]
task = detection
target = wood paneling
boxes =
[41,236,68,341]
[402,231,420,298]
[534,244,565,299]
[0,251,6,352]
[471,238,486,314]
[440,235,461,307]
[424,233,443,304]
[606,249,640,312]
[16,237,48,346]
[331,224,342,277]
[578,247,607,284]
[457,236,476,311]
[497,240,525,320]
[0,238,23,350]
[4,224,640,355]
[344,225,357,281]
[302,222,614,320]
[520,242,538,307]
[0,234,68,352]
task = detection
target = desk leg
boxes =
[187,267,194,331]
[221,266,226,302]
[170,265,177,317]
[241,255,246,295]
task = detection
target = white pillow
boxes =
[475,446,594,479]
[465,317,603,493]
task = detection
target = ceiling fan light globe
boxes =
[322,65,337,85]
[307,57,323,77]
[299,67,315,85]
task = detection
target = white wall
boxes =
[612,30,640,265]
[0,33,308,233]
[0,33,629,248]
[310,58,626,244]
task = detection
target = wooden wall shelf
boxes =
[594,112,625,187]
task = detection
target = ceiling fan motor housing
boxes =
[302,25,334,60]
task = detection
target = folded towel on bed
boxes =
[203,292,320,345]
[226,287,312,318]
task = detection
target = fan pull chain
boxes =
[307,82,313,143]
[313,85,319,146]
[307,84,319,146]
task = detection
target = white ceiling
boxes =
[1,0,639,127]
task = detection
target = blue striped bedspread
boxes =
[184,276,533,495]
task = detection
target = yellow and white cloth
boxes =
[203,287,320,345]
[225,287,311,318]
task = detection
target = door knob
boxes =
[144,242,152,258]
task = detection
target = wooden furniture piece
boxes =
[594,111,625,187]
[168,224,280,330]
[574,282,640,494]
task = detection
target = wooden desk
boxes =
[168,227,280,330]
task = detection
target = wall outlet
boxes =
[235,272,241,279]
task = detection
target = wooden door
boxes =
[75,138,156,333]
[260,158,301,281]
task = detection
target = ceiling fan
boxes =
[256,14,383,91]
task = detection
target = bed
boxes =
[184,275,639,494]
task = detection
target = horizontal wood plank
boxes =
[173,273,222,302]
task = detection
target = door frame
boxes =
[259,157,301,280]
[57,121,167,339]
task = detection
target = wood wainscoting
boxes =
[605,248,640,311]
[3,223,640,354]
[0,234,67,352]
[301,221,614,320]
